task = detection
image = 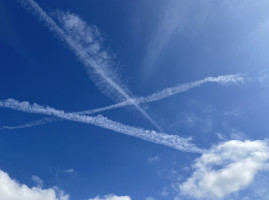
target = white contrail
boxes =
[0,99,203,153]
[18,0,162,131]
[79,74,244,115]
[1,74,244,130]
[0,118,57,130]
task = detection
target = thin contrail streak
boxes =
[1,74,243,130]
[79,74,244,115]
[19,0,162,131]
[0,99,203,153]
[0,118,57,130]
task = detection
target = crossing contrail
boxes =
[0,74,243,130]
[79,74,244,115]
[0,99,203,153]
[18,0,162,131]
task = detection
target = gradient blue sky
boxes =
[1,1,269,200]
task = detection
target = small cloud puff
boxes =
[145,197,155,200]
[88,194,131,200]
[147,155,160,164]
[63,169,76,174]
[31,175,44,188]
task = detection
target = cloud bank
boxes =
[179,140,269,199]
[0,99,202,153]
[0,170,68,200]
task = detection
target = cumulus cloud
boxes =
[0,169,131,200]
[0,170,69,200]
[179,140,269,199]
[88,194,131,200]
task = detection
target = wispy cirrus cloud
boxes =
[179,140,269,199]
[18,0,162,131]
[1,74,243,131]
[142,0,188,71]
[0,99,203,153]
[142,0,212,76]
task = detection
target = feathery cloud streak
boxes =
[18,0,162,131]
[0,74,243,130]
[0,99,203,153]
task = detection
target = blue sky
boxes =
[1,0,269,200]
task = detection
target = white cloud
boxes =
[0,170,69,200]
[161,187,169,196]
[147,155,160,164]
[215,132,226,142]
[88,194,131,200]
[63,169,76,174]
[230,128,247,140]
[179,140,269,199]
[145,197,155,200]
[31,175,44,188]
[0,169,132,200]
